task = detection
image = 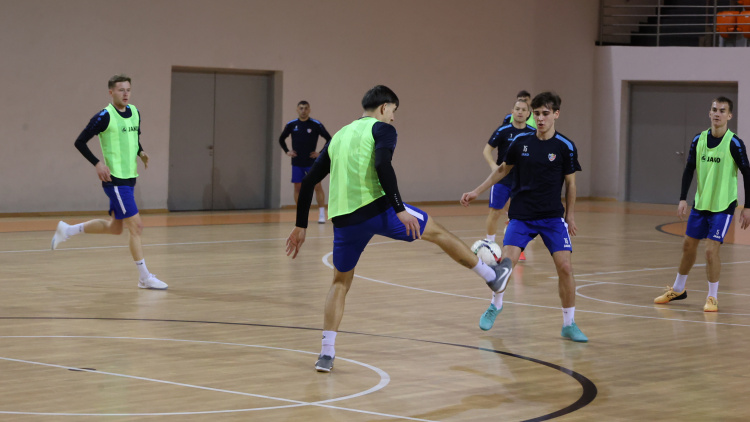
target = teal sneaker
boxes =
[479,304,502,331]
[561,323,588,343]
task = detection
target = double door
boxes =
[168,71,271,211]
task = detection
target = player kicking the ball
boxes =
[461,92,587,342]
[286,85,513,372]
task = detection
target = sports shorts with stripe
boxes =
[686,208,733,243]
[503,217,573,254]
[103,185,139,219]
[332,203,428,272]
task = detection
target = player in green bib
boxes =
[51,75,167,290]
[655,97,750,312]
[285,85,513,372]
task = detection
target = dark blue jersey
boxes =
[488,124,535,187]
[501,113,512,125]
[504,131,582,220]
[681,129,750,211]
[279,118,332,167]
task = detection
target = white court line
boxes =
[574,281,750,317]
[322,247,750,328]
[0,236,334,254]
[0,336,435,421]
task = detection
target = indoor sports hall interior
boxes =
[1,1,749,420]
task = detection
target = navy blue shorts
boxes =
[489,183,511,210]
[686,208,733,243]
[503,217,572,254]
[332,204,429,272]
[292,165,312,183]
[103,185,139,220]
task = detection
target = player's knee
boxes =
[556,260,574,277]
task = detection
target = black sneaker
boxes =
[487,257,513,293]
[315,355,334,372]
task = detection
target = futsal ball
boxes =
[471,240,502,266]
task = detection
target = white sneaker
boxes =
[318,215,326,224]
[51,221,70,250]
[138,274,168,290]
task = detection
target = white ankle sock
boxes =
[135,259,150,280]
[472,260,496,283]
[491,291,504,308]
[66,223,84,237]
[562,307,575,326]
[319,207,326,218]
[321,330,336,357]
[673,274,688,292]
[486,234,496,242]
[707,281,719,298]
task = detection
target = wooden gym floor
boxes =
[0,200,748,421]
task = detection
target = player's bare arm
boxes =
[461,163,512,207]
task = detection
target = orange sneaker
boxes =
[519,251,526,261]
[654,286,687,304]
[704,296,718,312]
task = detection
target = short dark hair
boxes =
[297,100,310,107]
[531,91,562,112]
[108,74,131,89]
[714,96,733,113]
[516,90,531,99]
[362,85,399,111]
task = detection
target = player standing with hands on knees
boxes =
[286,85,513,372]
[654,96,750,312]
[51,74,167,290]
[461,92,587,342]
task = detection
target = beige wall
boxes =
[592,46,750,202]
[0,0,599,213]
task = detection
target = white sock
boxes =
[491,291,504,308]
[65,223,84,237]
[707,281,719,298]
[562,307,575,326]
[319,207,326,218]
[673,273,688,292]
[321,330,337,357]
[135,259,150,280]
[486,234,496,242]
[472,260,496,283]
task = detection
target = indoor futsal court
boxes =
[0,200,747,421]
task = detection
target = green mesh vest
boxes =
[695,128,737,212]
[510,115,536,129]
[99,104,140,179]
[327,117,385,218]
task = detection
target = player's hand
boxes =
[139,151,149,169]
[397,210,421,240]
[741,208,750,230]
[310,151,320,159]
[460,191,478,207]
[565,214,577,236]
[677,200,688,221]
[286,150,297,157]
[285,227,306,258]
[95,162,111,182]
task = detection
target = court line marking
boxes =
[321,250,750,328]
[0,236,333,254]
[0,336,438,421]
[574,281,750,317]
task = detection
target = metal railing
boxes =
[598,0,749,47]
